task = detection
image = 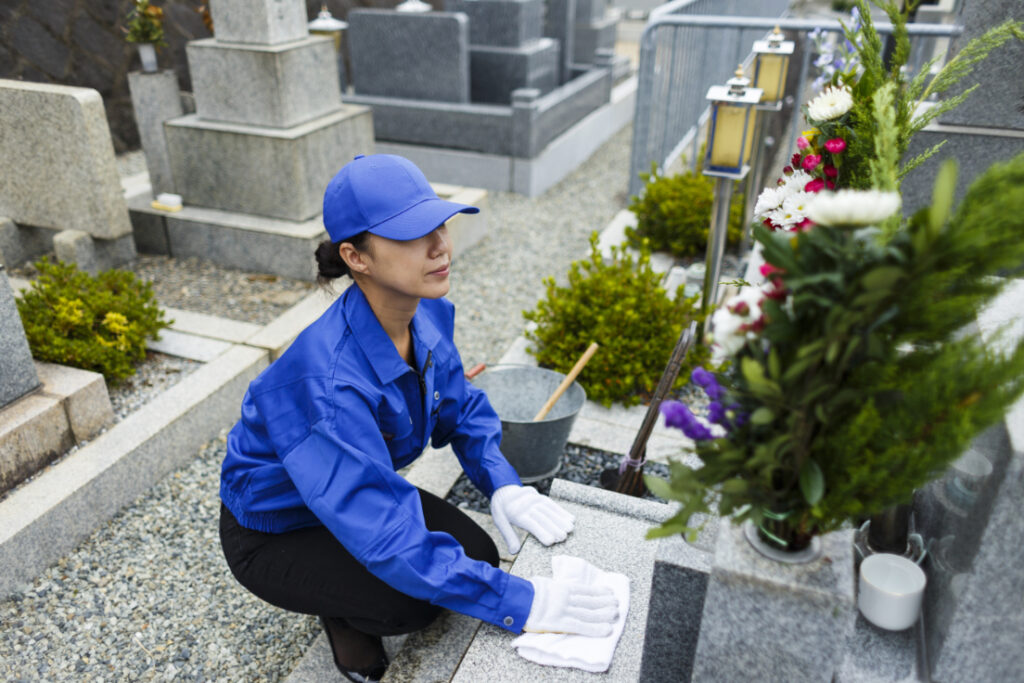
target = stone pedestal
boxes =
[469,39,560,104]
[543,0,577,85]
[691,523,857,682]
[127,70,184,196]
[0,267,39,408]
[573,0,617,64]
[208,0,309,46]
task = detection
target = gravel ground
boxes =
[0,124,717,681]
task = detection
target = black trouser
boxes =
[219,488,499,636]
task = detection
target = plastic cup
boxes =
[858,553,926,631]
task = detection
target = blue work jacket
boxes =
[220,285,533,632]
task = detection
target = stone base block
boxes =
[444,0,544,47]
[469,39,559,104]
[207,0,309,46]
[187,37,342,128]
[164,105,374,221]
[574,14,618,63]
[0,394,72,496]
[34,361,113,444]
[691,523,856,682]
[53,229,98,275]
[575,0,611,25]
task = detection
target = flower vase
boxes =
[866,503,911,554]
[692,521,856,682]
[137,43,158,73]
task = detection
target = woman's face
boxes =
[349,224,452,303]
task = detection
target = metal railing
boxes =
[629,8,963,197]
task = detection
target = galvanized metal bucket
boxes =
[470,365,586,483]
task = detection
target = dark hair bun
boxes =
[315,239,349,285]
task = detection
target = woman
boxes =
[218,154,617,682]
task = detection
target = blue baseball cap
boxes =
[322,154,479,243]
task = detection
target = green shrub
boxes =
[626,163,745,258]
[16,258,170,383]
[523,233,709,407]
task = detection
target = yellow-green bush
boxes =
[523,233,709,407]
[627,163,744,258]
[16,258,169,383]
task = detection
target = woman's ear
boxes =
[339,241,371,275]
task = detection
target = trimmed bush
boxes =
[523,233,709,407]
[16,258,170,383]
[627,163,745,258]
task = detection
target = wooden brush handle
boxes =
[533,342,599,422]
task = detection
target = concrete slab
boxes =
[0,344,269,599]
[403,445,465,499]
[34,361,113,443]
[164,307,263,344]
[0,393,73,497]
[146,328,234,362]
[245,289,338,360]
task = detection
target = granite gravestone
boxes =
[208,0,309,46]
[347,10,471,103]
[128,70,183,196]
[573,0,617,64]
[0,266,39,408]
[543,0,577,85]
[0,80,133,242]
[443,0,559,104]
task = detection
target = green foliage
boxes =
[523,233,709,407]
[123,0,167,46]
[626,163,744,259]
[838,0,1023,189]
[16,258,170,383]
[648,152,1024,540]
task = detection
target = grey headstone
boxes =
[53,230,98,276]
[915,423,1024,682]
[207,0,309,46]
[128,70,184,196]
[469,38,560,104]
[0,266,39,408]
[573,12,617,64]
[691,524,857,682]
[939,0,1024,130]
[348,10,470,104]
[574,0,609,26]
[187,36,342,128]
[164,105,374,221]
[0,80,132,239]
[543,0,577,85]
[443,0,544,47]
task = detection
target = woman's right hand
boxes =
[522,576,618,637]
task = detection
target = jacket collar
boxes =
[343,285,441,385]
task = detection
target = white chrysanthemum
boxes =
[806,190,901,227]
[709,288,763,357]
[807,85,853,122]
[754,186,785,217]
[782,191,812,216]
[767,206,803,229]
[781,170,813,194]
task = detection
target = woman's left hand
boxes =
[489,485,575,554]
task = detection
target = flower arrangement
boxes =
[123,0,167,46]
[646,2,1024,548]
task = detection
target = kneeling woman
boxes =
[218,154,617,681]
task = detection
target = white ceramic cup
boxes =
[858,553,927,631]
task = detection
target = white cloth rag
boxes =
[511,555,630,673]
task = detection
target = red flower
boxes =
[791,153,801,167]
[796,217,814,231]
[763,218,778,231]
[824,164,838,178]
[730,301,750,316]
[782,165,793,175]
[826,179,836,190]
[805,178,826,193]
[802,154,822,172]
[824,138,847,153]
[763,279,788,300]
[759,263,784,277]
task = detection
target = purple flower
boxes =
[708,401,726,425]
[691,367,725,401]
[661,401,714,441]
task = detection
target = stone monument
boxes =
[0,80,136,271]
[0,266,39,408]
[128,0,374,279]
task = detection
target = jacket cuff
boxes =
[493,574,534,633]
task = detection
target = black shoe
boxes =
[319,617,389,683]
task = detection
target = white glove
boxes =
[523,576,618,637]
[490,485,575,554]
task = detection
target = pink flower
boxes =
[824,138,847,154]
[796,217,814,231]
[759,263,784,277]
[802,154,822,172]
[797,136,810,150]
[805,178,826,193]
[826,179,836,190]
[824,164,838,178]
[730,301,750,316]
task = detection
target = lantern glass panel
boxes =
[709,102,753,170]
[311,29,343,51]
[755,53,787,102]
